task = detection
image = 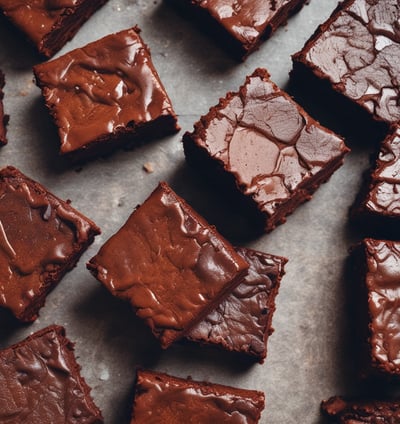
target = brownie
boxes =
[351,238,400,378]
[33,27,179,161]
[351,126,400,237]
[0,70,8,145]
[291,0,400,129]
[0,325,103,423]
[168,0,307,60]
[186,247,287,362]
[183,68,350,233]
[131,369,265,423]
[0,0,108,58]
[321,396,400,423]
[87,181,249,348]
[0,166,100,322]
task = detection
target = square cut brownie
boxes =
[168,0,307,60]
[0,325,103,423]
[186,247,287,362]
[0,70,8,146]
[183,68,350,233]
[351,238,400,378]
[321,396,400,423]
[292,0,400,127]
[33,27,179,161]
[87,181,249,348]
[131,369,265,423]
[0,166,100,322]
[351,126,400,237]
[0,0,108,58]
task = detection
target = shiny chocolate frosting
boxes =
[88,182,248,348]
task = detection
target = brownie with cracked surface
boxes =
[167,0,307,60]
[0,0,108,58]
[351,126,400,237]
[33,27,179,161]
[0,325,103,423]
[0,70,7,145]
[187,247,287,363]
[130,369,265,423]
[351,238,400,378]
[183,68,349,233]
[87,181,249,349]
[292,0,400,128]
[0,166,100,322]
[321,396,400,423]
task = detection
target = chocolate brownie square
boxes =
[33,27,179,161]
[187,247,287,362]
[0,166,100,322]
[0,325,103,423]
[0,70,8,145]
[87,181,249,348]
[351,238,400,378]
[168,0,307,60]
[321,396,400,423]
[131,369,265,423]
[351,126,400,237]
[0,0,108,58]
[183,68,349,233]
[292,0,400,127]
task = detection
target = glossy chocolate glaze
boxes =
[0,325,103,423]
[131,369,265,423]
[34,27,178,159]
[321,396,400,423]
[0,70,7,145]
[0,166,100,321]
[187,247,287,362]
[87,182,248,348]
[188,0,307,57]
[0,0,108,57]
[362,127,400,214]
[363,239,400,375]
[292,0,400,125]
[183,68,349,233]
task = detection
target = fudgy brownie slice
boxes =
[292,0,400,128]
[183,68,349,233]
[0,70,8,145]
[168,0,307,60]
[321,396,400,423]
[131,369,265,423]
[0,325,103,423]
[351,238,400,378]
[0,166,100,322]
[34,27,179,161]
[87,181,249,348]
[0,0,108,58]
[187,247,287,362]
[351,126,400,237]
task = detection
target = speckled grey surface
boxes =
[0,1,383,423]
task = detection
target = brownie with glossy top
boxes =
[292,0,400,127]
[0,325,103,423]
[0,0,108,58]
[0,166,100,322]
[321,396,400,423]
[87,181,249,348]
[187,247,287,362]
[183,68,349,233]
[130,369,265,423]
[34,27,179,161]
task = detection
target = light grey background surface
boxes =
[0,1,381,422]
